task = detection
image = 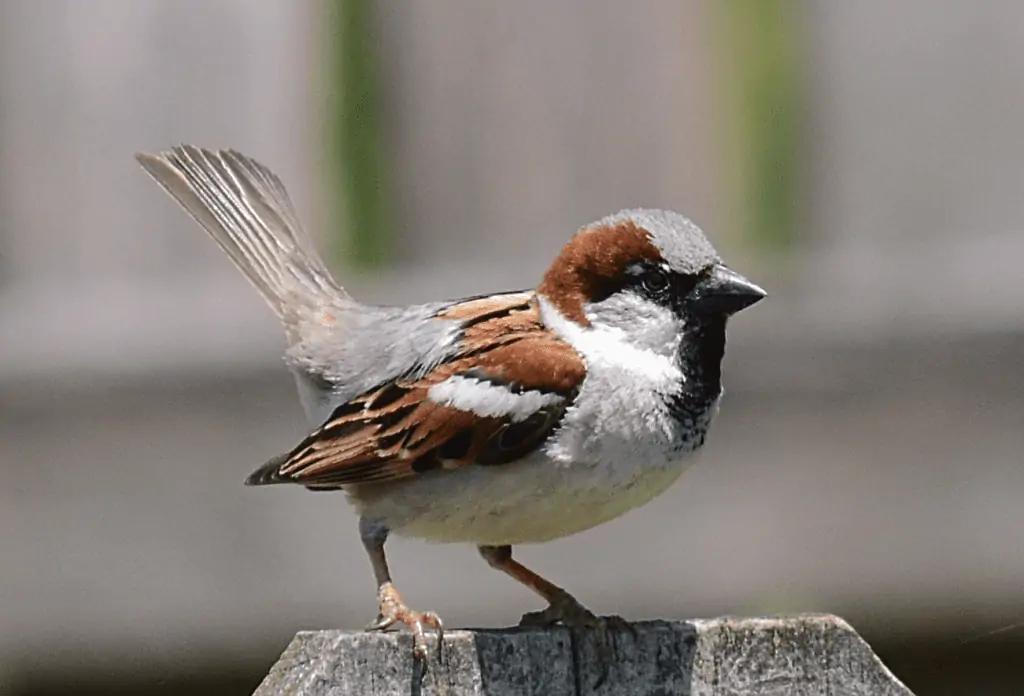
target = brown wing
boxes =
[245,294,586,488]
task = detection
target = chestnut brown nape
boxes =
[537,220,663,325]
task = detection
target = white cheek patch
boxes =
[537,297,683,384]
[428,375,562,422]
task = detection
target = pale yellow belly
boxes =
[348,455,694,546]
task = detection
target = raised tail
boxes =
[136,145,350,320]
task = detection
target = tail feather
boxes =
[136,145,349,320]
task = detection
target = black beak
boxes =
[692,264,766,315]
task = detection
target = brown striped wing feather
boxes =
[246,294,586,488]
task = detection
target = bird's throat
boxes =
[666,317,727,422]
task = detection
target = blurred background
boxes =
[1,1,1022,694]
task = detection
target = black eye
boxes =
[640,267,670,295]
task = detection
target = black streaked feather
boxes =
[245,453,292,486]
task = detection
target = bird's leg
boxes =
[478,545,633,684]
[478,544,593,626]
[360,518,443,661]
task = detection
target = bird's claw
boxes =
[518,591,634,688]
[366,582,444,662]
[602,613,638,641]
[519,590,598,629]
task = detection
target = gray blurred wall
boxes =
[1,1,1022,694]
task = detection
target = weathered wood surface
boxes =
[253,614,914,696]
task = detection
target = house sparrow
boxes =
[136,146,765,665]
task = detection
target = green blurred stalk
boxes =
[329,0,391,267]
[715,0,804,252]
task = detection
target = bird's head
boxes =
[536,209,765,360]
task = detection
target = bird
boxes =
[135,145,766,666]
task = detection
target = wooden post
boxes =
[253,614,913,695]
